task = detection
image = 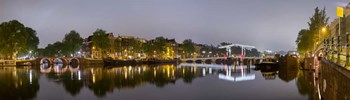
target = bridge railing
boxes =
[324,33,349,67]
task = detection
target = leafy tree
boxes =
[26,28,40,51]
[296,7,329,56]
[0,20,39,59]
[182,39,195,58]
[129,39,142,54]
[124,38,142,58]
[296,29,312,54]
[142,42,154,57]
[153,36,167,57]
[42,41,64,57]
[92,29,110,58]
[62,30,83,57]
[308,7,329,46]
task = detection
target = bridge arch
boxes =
[69,58,80,66]
[195,59,202,63]
[54,57,68,65]
[205,59,212,64]
[186,60,194,63]
[40,58,52,65]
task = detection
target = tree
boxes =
[125,38,142,58]
[142,42,154,57]
[92,29,110,58]
[296,7,329,56]
[296,29,312,54]
[153,36,167,57]
[62,30,83,57]
[26,28,40,51]
[42,41,64,57]
[182,39,195,58]
[130,39,142,54]
[0,20,39,59]
[308,7,329,45]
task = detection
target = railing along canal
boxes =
[323,33,350,67]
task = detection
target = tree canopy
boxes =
[0,20,39,59]
[182,39,195,57]
[62,30,83,56]
[92,29,110,51]
[153,36,167,54]
[296,7,329,56]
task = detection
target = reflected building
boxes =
[278,55,299,82]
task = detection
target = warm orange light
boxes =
[321,27,326,33]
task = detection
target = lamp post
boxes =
[314,27,326,57]
[319,27,326,45]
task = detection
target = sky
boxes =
[0,0,349,51]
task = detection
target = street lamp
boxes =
[29,50,32,59]
[314,27,327,56]
[318,27,327,45]
[321,27,326,33]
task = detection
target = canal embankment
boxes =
[319,58,350,100]
[303,57,350,100]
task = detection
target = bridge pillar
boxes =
[227,48,231,57]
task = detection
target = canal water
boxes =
[0,63,322,100]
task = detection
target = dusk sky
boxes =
[1,0,348,51]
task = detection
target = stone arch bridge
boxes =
[17,57,82,66]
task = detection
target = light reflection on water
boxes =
[0,63,326,100]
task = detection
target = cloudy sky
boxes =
[0,0,348,51]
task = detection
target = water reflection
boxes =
[296,69,318,100]
[37,64,222,97]
[0,61,337,99]
[179,63,255,82]
[0,67,39,100]
[256,65,279,80]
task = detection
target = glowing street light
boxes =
[321,27,326,33]
[318,27,327,45]
[314,26,327,56]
